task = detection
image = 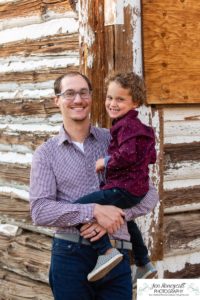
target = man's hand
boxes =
[80,222,107,242]
[93,204,125,234]
[95,158,105,172]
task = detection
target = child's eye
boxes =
[106,96,112,100]
[116,98,124,103]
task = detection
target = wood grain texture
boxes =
[0,34,79,57]
[163,185,200,209]
[0,231,51,283]
[0,130,54,151]
[0,67,79,84]
[164,212,200,257]
[0,194,31,221]
[164,142,200,162]
[0,268,53,300]
[164,262,200,279]
[143,0,200,104]
[0,163,30,185]
[0,0,73,20]
[0,98,59,117]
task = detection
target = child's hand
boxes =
[95,158,105,172]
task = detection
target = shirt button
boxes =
[67,223,71,226]
[85,217,89,222]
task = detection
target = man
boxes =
[30,71,159,300]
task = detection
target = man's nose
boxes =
[73,92,82,103]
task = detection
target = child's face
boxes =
[105,81,137,119]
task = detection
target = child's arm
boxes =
[96,156,111,172]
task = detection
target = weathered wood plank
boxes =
[0,130,53,151]
[164,142,200,162]
[163,185,200,210]
[0,194,30,221]
[0,163,30,186]
[164,212,200,257]
[164,263,200,279]
[0,0,74,20]
[0,230,52,284]
[0,268,53,300]
[0,67,78,84]
[143,0,200,104]
[0,33,79,58]
[0,98,59,117]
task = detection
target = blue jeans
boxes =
[49,238,132,300]
[75,188,149,266]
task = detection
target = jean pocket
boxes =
[52,238,79,256]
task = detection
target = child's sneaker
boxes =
[132,262,157,289]
[87,248,123,282]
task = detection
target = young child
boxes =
[75,72,157,286]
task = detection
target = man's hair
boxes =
[105,72,146,107]
[54,71,92,95]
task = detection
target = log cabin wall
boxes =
[0,0,79,298]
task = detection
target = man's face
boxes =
[55,75,92,122]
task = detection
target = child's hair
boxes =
[105,72,146,107]
[54,71,92,95]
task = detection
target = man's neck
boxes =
[63,119,90,143]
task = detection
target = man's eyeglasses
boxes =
[56,88,91,101]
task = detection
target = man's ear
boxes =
[54,96,60,107]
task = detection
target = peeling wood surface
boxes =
[0,98,59,117]
[163,186,200,210]
[164,212,200,257]
[143,0,200,104]
[0,268,53,300]
[0,33,79,57]
[0,231,52,283]
[0,0,74,20]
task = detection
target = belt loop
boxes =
[121,240,124,250]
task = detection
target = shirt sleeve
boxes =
[124,180,159,221]
[29,146,95,227]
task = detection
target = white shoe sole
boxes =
[87,254,123,282]
[132,270,158,289]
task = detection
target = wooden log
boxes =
[0,130,54,151]
[0,0,74,20]
[0,67,78,84]
[164,142,200,163]
[0,98,59,117]
[0,268,53,300]
[0,163,30,186]
[164,212,200,257]
[0,230,52,283]
[0,194,31,222]
[0,33,79,58]
[163,185,200,210]
[164,262,200,279]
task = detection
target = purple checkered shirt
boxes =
[30,125,159,241]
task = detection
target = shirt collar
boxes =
[58,124,99,146]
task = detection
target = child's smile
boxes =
[105,81,138,119]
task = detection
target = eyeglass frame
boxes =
[56,88,92,101]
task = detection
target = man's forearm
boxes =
[30,197,95,227]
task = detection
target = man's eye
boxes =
[80,91,88,96]
[106,96,112,100]
[65,91,75,97]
